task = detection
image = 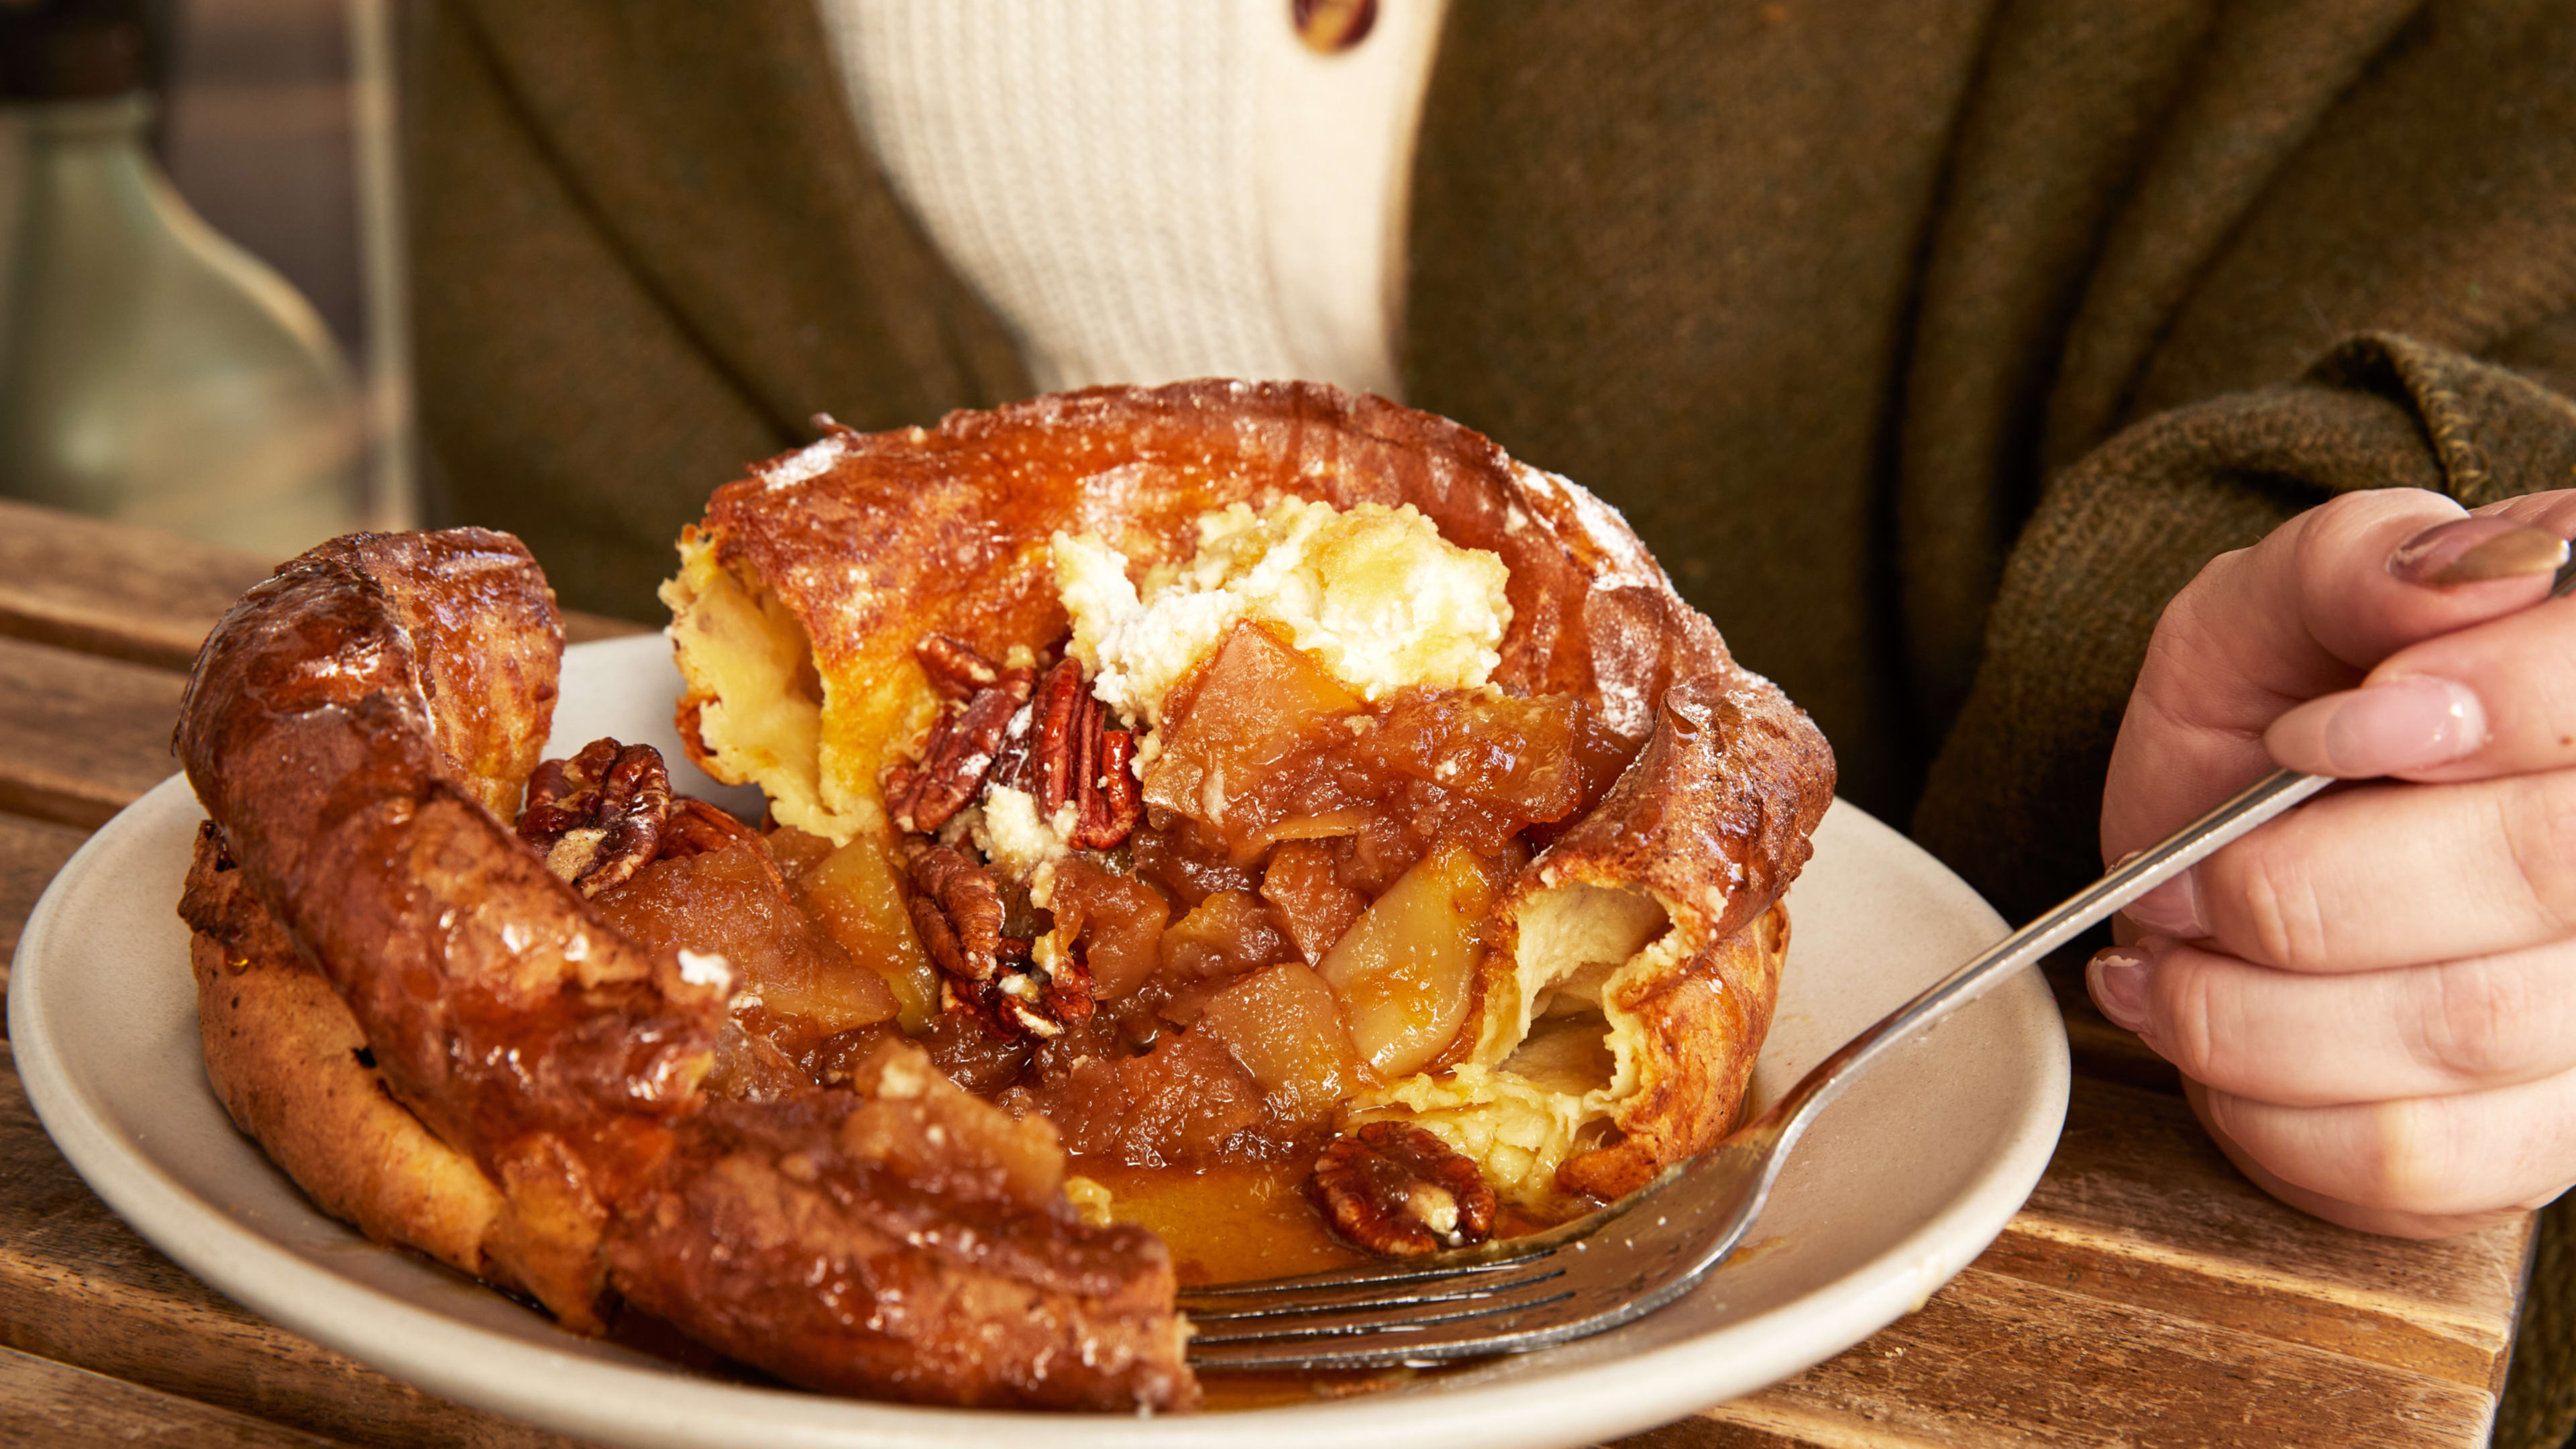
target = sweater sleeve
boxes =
[1913,328,2576,924]
[407,1,1029,621]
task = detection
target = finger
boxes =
[2265,588,2576,782]
[2088,935,2576,1106]
[2155,494,2555,709]
[2102,490,2565,861]
[2183,1080,2546,1239]
[2121,772,2576,971]
[2473,490,2576,540]
[2185,1069,2576,1223]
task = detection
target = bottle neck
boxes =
[5,89,186,275]
[14,90,155,147]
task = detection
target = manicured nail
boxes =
[2124,869,2206,939]
[2088,946,2153,1032]
[2388,517,2569,587]
[2265,676,2487,776]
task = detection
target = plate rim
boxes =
[8,639,2070,1449]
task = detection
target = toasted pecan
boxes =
[1309,1121,1499,1258]
[518,738,672,898]
[903,843,1011,983]
[1006,659,1140,850]
[884,652,1036,836]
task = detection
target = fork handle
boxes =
[1750,763,2327,1147]
[1753,545,2576,1152]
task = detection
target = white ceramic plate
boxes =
[11,635,2067,1449]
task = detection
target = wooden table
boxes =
[0,498,2535,1448]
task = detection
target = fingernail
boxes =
[2088,945,2153,1032]
[2388,517,2569,587]
[2124,869,2206,939]
[2265,676,2487,775]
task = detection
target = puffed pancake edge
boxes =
[175,529,1195,1411]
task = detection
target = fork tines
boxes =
[1182,1263,1568,1328]
[1183,1278,1585,1371]
[1177,1232,1561,1304]
[1177,1241,1595,1371]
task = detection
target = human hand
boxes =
[2089,486,2576,1238]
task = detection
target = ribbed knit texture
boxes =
[816,0,1444,397]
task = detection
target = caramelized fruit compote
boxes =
[549,612,1629,1283]
[883,616,1620,1273]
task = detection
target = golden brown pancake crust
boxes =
[700,383,1716,730]
[182,822,524,1289]
[177,529,1195,1411]
[679,382,1837,1199]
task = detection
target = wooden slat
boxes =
[0,636,188,829]
[1999,1077,2529,1391]
[0,1046,606,1449]
[1609,1085,2527,1447]
[0,812,91,1020]
[0,498,645,673]
[0,1344,355,1449]
[0,501,274,672]
[1667,1266,2498,1448]
[0,625,631,840]
[2016,970,2528,1387]
[0,500,647,665]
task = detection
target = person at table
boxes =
[404,3,2576,1440]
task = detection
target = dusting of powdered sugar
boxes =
[755,433,852,490]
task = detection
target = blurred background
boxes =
[0,0,411,557]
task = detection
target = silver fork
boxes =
[1186,546,2576,1371]
[1180,763,2349,1371]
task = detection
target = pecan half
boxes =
[916,633,1003,700]
[1020,658,1087,809]
[904,843,1011,982]
[518,737,670,897]
[1075,724,1142,849]
[1011,658,1140,850]
[660,796,763,859]
[904,842,1102,1040]
[883,651,1035,836]
[1308,1122,1499,1258]
[943,945,1091,1040]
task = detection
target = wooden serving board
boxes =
[0,500,2532,1448]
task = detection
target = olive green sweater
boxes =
[409,3,2576,1440]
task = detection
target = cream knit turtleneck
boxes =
[814,0,1446,398]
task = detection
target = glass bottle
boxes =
[0,0,365,557]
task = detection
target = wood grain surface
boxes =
[0,501,646,678]
[1678,1265,2496,1446]
[0,1345,354,1449]
[0,636,189,830]
[0,501,276,672]
[0,502,2531,1448]
[0,814,87,1001]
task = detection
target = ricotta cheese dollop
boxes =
[1052,498,1512,739]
